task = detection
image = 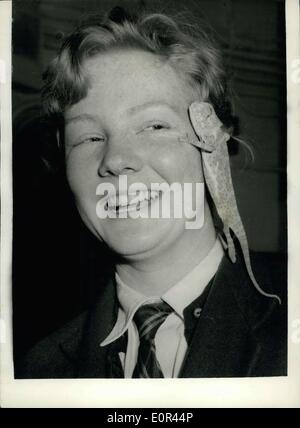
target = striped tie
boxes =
[132,301,173,378]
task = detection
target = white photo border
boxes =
[1,0,299,408]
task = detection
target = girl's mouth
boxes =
[105,190,161,215]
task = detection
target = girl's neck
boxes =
[116,210,217,297]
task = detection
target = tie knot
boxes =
[133,301,173,341]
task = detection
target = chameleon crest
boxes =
[188,101,281,304]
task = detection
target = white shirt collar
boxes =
[100,238,224,347]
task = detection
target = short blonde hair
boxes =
[42,8,234,131]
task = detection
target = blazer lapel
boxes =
[76,275,118,378]
[179,253,271,378]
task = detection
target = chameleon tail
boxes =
[222,224,236,263]
[226,217,282,304]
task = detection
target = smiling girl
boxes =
[16,6,286,379]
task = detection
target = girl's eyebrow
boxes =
[126,101,181,116]
[65,101,181,125]
[65,113,99,125]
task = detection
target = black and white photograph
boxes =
[1,0,300,408]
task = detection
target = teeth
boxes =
[106,190,160,211]
[118,194,128,207]
[107,195,117,209]
[150,190,159,200]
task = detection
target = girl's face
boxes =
[64,49,206,262]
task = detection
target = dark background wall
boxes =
[12,0,287,359]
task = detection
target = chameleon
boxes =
[186,101,281,304]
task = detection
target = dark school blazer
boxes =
[15,251,287,378]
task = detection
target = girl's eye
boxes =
[79,136,105,145]
[143,123,170,132]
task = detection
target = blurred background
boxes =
[12,0,287,360]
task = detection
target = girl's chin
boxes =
[99,222,181,259]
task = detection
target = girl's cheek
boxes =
[65,156,95,196]
[146,141,200,181]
